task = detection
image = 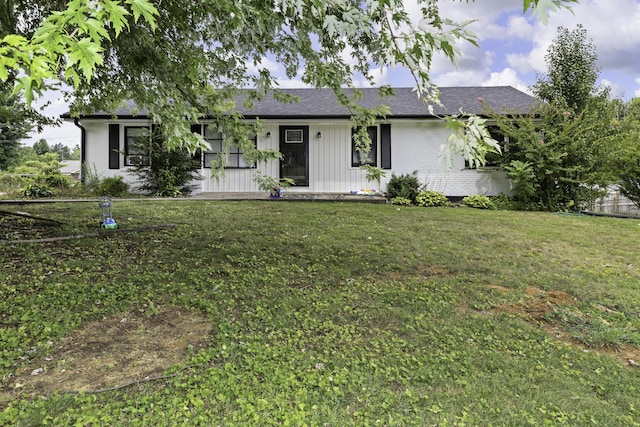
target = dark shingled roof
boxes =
[63,86,537,119]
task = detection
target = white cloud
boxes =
[482,68,531,94]
[273,77,310,88]
[246,57,283,76]
[600,79,625,99]
[521,0,640,84]
[354,67,389,88]
[505,15,535,39]
[428,0,640,99]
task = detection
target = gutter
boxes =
[73,118,87,184]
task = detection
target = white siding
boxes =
[385,120,510,197]
[82,119,149,191]
[202,120,370,193]
[305,122,368,193]
[79,117,510,196]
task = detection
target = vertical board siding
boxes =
[84,118,512,196]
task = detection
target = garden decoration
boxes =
[270,184,284,199]
[98,197,118,229]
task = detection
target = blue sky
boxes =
[27,0,640,147]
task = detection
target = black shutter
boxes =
[380,123,391,169]
[108,124,120,169]
[190,124,201,134]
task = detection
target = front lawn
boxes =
[1,201,639,426]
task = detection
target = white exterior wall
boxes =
[79,117,510,196]
[82,119,150,192]
[200,120,370,193]
[386,120,511,197]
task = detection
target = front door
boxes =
[279,126,309,186]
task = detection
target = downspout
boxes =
[73,118,87,184]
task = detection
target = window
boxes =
[465,126,506,168]
[202,125,256,169]
[285,129,303,143]
[351,126,378,167]
[124,126,150,166]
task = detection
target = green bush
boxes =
[96,176,130,197]
[21,183,53,198]
[416,190,449,207]
[0,174,27,194]
[128,128,202,197]
[491,193,515,210]
[82,163,101,193]
[504,160,538,210]
[385,172,423,203]
[35,172,71,189]
[390,196,413,206]
[462,195,496,210]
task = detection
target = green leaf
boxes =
[101,0,131,37]
[528,0,575,24]
[82,18,111,42]
[13,76,33,105]
[523,0,534,12]
[2,34,27,46]
[126,0,159,29]
[67,38,104,82]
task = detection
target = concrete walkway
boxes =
[1,192,387,204]
[188,192,387,203]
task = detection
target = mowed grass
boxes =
[1,200,639,426]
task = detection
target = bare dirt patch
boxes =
[490,286,575,321]
[484,285,639,367]
[1,306,212,401]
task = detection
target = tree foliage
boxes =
[51,142,71,160]
[1,0,578,169]
[532,24,607,113]
[492,99,617,210]
[128,128,202,197]
[0,82,33,170]
[32,138,50,155]
[490,25,619,211]
[612,98,640,208]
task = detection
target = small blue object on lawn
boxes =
[99,197,118,229]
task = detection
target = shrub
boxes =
[385,172,423,203]
[128,128,202,197]
[253,172,295,196]
[82,163,101,193]
[462,195,496,210]
[504,160,537,209]
[416,190,449,207]
[35,173,71,189]
[390,196,413,206]
[96,176,130,197]
[21,183,53,198]
[0,174,27,194]
[491,193,515,210]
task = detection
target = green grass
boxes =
[1,201,639,426]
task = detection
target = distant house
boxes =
[61,87,537,196]
[59,160,81,181]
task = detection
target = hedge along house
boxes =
[62,86,537,196]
